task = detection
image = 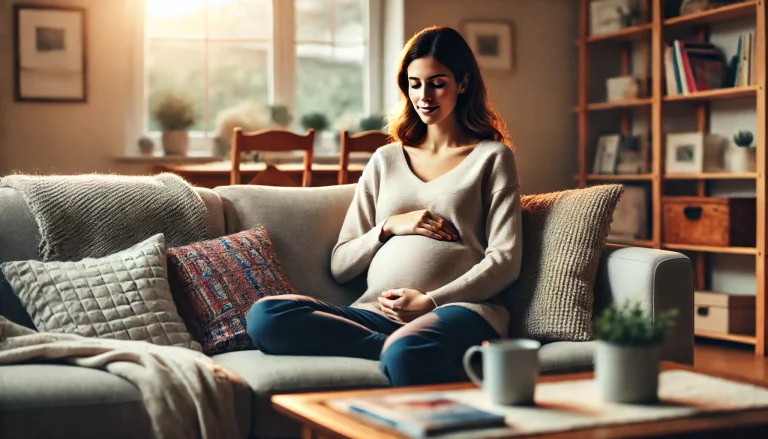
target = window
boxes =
[140,0,375,155]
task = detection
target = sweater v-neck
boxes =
[398,141,486,184]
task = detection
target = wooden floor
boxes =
[695,339,768,382]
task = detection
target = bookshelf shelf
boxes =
[695,330,757,345]
[664,1,757,28]
[661,243,758,255]
[664,85,758,102]
[664,172,757,180]
[585,23,652,43]
[586,173,654,181]
[576,0,766,354]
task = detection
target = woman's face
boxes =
[406,57,466,126]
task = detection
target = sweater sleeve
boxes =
[330,160,385,284]
[426,183,523,306]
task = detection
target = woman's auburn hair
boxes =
[387,25,513,149]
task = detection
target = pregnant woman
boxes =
[247,25,523,386]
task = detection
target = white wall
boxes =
[400,0,579,194]
[0,0,150,176]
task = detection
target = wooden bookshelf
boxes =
[575,0,767,354]
[664,85,758,102]
[664,1,757,28]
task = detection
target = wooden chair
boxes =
[230,127,315,187]
[338,130,390,185]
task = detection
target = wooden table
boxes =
[272,362,768,439]
[155,161,367,189]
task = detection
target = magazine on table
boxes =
[326,392,508,437]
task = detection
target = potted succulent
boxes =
[726,130,756,173]
[152,92,197,156]
[593,301,678,403]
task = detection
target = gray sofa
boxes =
[0,183,694,439]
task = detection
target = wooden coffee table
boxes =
[272,362,768,439]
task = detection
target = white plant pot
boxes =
[162,130,189,156]
[595,340,661,404]
[725,146,756,173]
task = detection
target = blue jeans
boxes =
[245,294,499,386]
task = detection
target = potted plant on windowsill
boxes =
[300,112,330,154]
[593,301,678,404]
[153,92,197,156]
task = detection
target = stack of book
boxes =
[732,31,756,87]
[664,39,727,96]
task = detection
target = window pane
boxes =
[146,0,205,38]
[146,41,205,132]
[295,0,332,43]
[208,0,273,39]
[335,0,364,44]
[296,44,364,129]
[208,43,270,130]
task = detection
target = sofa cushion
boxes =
[503,184,623,342]
[214,185,365,305]
[0,363,252,439]
[213,350,389,395]
[167,226,298,355]
[0,234,201,351]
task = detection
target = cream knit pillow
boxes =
[504,184,623,342]
[0,234,201,351]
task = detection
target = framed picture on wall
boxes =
[462,21,515,72]
[13,4,87,102]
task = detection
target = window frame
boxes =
[127,0,382,156]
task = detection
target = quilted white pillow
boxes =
[0,234,201,351]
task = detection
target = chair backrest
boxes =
[338,130,390,184]
[230,127,315,187]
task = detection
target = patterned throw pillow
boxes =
[0,234,201,351]
[502,184,623,342]
[167,226,298,355]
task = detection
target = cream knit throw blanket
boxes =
[0,316,243,439]
[0,173,210,261]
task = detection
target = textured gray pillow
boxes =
[503,184,623,342]
[0,234,201,351]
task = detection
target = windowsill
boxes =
[114,150,220,164]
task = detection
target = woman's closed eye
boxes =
[409,81,446,90]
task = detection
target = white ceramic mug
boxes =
[462,338,541,405]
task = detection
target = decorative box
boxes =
[694,291,755,335]
[606,76,640,102]
[662,196,756,247]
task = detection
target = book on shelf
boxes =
[665,39,728,96]
[326,392,508,437]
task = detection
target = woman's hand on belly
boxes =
[377,288,436,323]
[380,209,460,242]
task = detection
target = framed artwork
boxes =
[13,4,87,102]
[593,133,622,174]
[462,21,514,72]
[665,132,704,174]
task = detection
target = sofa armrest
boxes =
[593,245,694,365]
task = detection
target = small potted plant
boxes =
[137,136,155,155]
[359,114,387,132]
[152,92,197,156]
[593,301,678,403]
[301,112,330,153]
[726,130,756,173]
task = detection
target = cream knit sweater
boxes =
[330,140,523,338]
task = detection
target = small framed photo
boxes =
[462,21,514,72]
[666,132,704,174]
[13,4,87,102]
[593,133,622,174]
